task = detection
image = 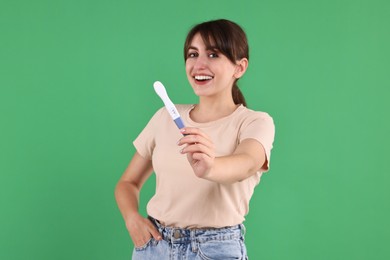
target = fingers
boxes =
[178,128,216,178]
[127,215,162,247]
[147,219,162,241]
[181,143,214,159]
[178,128,215,159]
[178,128,214,151]
[180,127,207,138]
[133,226,161,248]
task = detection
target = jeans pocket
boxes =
[197,239,243,260]
[134,238,153,251]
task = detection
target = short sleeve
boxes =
[133,108,164,160]
[239,112,275,172]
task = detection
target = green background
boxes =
[1,0,389,259]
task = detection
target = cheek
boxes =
[185,62,192,75]
[220,64,238,79]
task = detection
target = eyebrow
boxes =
[188,46,219,52]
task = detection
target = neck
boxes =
[190,97,239,123]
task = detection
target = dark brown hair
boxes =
[184,19,249,106]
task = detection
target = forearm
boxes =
[115,152,153,224]
[179,128,266,185]
[204,154,259,184]
[115,179,163,245]
[115,181,141,223]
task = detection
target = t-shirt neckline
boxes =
[185,104,244,127]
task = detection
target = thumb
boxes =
[151,229,162,240]
[149,226,162,241]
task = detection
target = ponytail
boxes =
[232,83,247,107]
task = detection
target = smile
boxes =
[194,75,213,81]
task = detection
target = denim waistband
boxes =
[148,216,245,244]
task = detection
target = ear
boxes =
[234,58,248,79]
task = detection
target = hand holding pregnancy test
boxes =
[153,81,186,133]
[153,81,215,177]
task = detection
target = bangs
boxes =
[184,19,248,63]
[198,27,235,62]
[184,21,237,63]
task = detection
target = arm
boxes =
[178,128,266,184]
[114,152,162,247]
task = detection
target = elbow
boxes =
[114,180,129,199]
[114,181,123,200]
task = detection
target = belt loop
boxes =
[157,222,163,235]
[169,228,173,243]
[190,230,198,252]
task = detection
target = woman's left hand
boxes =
[178,127,215,179]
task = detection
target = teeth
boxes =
[195,75,213,81]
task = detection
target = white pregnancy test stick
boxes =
[153,81,186,130]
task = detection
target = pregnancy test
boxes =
[153,81,186,131]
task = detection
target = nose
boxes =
[193,54,208,70]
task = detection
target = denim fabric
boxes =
[132,217,248,260]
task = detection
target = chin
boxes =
[193,89,213,97]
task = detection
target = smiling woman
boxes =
[185,33,247,103]
[184,19,249,107]
[115,19,275,260]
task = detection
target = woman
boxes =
[115,19,275,259]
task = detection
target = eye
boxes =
[187,52,198,58]
[208,52,219,58]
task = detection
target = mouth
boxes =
[193,75,214,84]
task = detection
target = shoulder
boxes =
[151,106,167,118]
[237,107,275,147]
[145,106,168,125]
[236,106,274,125]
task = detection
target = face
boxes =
[185,33,243,99]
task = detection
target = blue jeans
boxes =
[132,217,248,260]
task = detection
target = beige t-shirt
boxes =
[133,104,275,228]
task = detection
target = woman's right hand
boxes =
[125,213,162,248]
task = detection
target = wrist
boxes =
[124,212,142,226]
[202,158,218,181]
